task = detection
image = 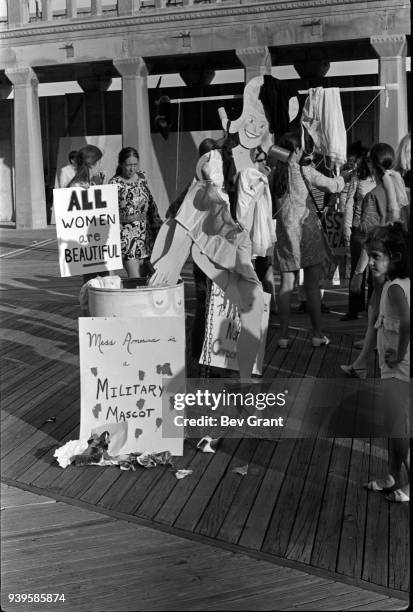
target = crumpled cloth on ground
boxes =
[54,439,89,468]
[117,450,174,471]
[236,168,276,258]
[54,439,174,471]
[301,87,347,166]
[79,274,122,314]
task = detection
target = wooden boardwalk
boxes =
[0,228,410,610]
[2,483,407,612]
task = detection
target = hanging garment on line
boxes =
[301,87,347,166]
[236,168,276,258]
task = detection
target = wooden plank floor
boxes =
[2,484,408,612]
[0,228,410,608]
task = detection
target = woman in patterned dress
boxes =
[109,147,162,278]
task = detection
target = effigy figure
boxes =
[149,77,276,378]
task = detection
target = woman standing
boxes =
[67,145,110,286]
[109,147,162,278]
[341,150,376,320]
[272,131,345,348]
[67,145,104,189]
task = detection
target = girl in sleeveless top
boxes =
[363,223,410,502]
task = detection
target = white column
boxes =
[113,57,153,178]
[91,0,103,16]
[370,35,408,150]
[41,0,53,21]
[236,46,272,83]
[117,0,137,16]
[5,66,47,229]
[6,0,29,26]
[66,0,78,18]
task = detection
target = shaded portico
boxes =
[0,0,410,227]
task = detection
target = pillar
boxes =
[5,66,46,229]
[77,75,112,135]
[113,57,153,178]
[6,0,29,27]
[66,0,78,18]
[236,46,272,83]
[370,34,408,150]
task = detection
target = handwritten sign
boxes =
[79,317,184,456]
[200,283,271,375]
[324,208,346,256]
[53,185,122,277]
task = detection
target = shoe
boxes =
[321,303,331,314]
[340,364,367,379]
[353,340,364,349]
[311,335,330,348]
[340,313,358,321]
[278,338,290,349]
[385,489,409,502]
[364,479,394,491]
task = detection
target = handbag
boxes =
[300,166,337,281]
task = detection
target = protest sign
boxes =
[324,208,347,256]
[199,283,271,375]
[53,185,122,277]
[79,317,184,456]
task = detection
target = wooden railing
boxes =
[3,0,251,27]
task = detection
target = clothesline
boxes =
[169,83,398,104]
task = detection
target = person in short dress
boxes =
[272,131,345,348]
[110,147,162,278]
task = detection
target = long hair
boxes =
[272,131,302,198]
[115,147,139,177]
[394,133,411,175]
[214,133,239,219]
[68,145,102,187]
[357,148,372,181]
[369,142,395,179]
[198,138,217,157]
[365,222,410,279]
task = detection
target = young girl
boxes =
[364,223,410,502]
[341,142,407,377]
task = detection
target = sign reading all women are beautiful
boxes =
[79,317,184,456]
[53,185,122,277]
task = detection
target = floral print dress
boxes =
[109,172,162,261]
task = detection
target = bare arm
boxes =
[385,284,410,366]
[303,165,345,194]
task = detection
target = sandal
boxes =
[364,477,395,491]
[311,335,330,348]
[278,338,290,349]
[340,364,367,379]
[385,489,410,503]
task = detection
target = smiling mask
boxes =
[229,76,270,150]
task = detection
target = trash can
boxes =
[88,278,185,318]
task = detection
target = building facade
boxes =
[0,0,410,227]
